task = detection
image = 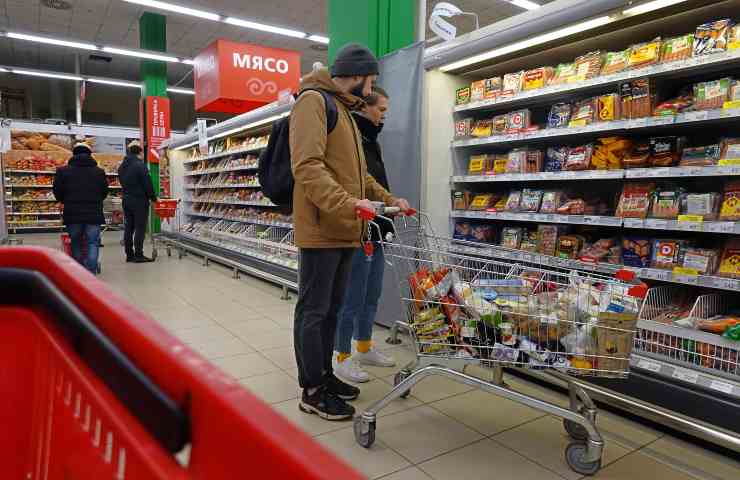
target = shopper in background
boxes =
[333,86,396,383]
[291,43,410,421]
[53,142,109,275]
[118,140,157,263]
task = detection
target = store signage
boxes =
[429,2,462,41]
[141,96,170,164]
[194,39,301,114]
[197,118,208,155]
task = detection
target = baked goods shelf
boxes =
[4,169,118,176]
[183,198,277,208]
[184,183,261,190]
[184,165,259,176]
[184,210,293,229]
[455,49,740,114]
[453,108,740,148]
[5,211,60,215]
[182,145,266,165]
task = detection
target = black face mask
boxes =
[350,80,366,98]
[377,122,385,133]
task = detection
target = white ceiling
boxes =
[0,0,550,87]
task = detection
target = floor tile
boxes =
[210,352,282,379]
[147,305,216,330]
[373,406,483,463]
[315,427,412,479]
[240,328,294,351]
[350,378,423,418]
[261,346,298,370]
[591,450,698,480]
[429,389,546,436]
[239,370,299,404]
[594,410,663,450]
[418,438,563,480]
[401,373,474,404]
[190,337,254,359]
[171,324,235,345]
[224,317,283,337]
[270,399,349,437]
[378,467,432,480]
[641,436,740,480]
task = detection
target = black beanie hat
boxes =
[331,43,379,77]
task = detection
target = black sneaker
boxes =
[299,387,355,421]
[326,374,360,401]
[133,255,155,263]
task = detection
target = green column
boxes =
[328,0,415,63]
[139,12,167,233]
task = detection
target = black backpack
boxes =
[258,89,338,211]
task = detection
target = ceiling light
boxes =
[439,15,613,71]
[307,35,330,44]
[223,17,306,38]
[623,0,688,16]
[0,67,8,72]
[173,141,198,151]
[7,32,97,50]
[167,87,195,95]
[103,47,180,63]
[507,0,541,10]
[88,78,141,88]
[13,69,83,81]
[181,59,195,65]
[122,0,220,21]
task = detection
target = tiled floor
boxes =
[17,233,740,480]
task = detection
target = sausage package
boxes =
[661,34,694,63]
[622,237,652,268]
[616,183,655,218]
[694,19,732,55]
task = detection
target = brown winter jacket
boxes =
[289,68,395,248]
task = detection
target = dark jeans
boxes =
[123,198,149,257]
[67,224,101,274]
[294,248,355,389]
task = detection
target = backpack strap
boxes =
[300,88,338,134]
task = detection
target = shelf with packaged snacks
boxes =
[182,144,267,165]
[184,164,259,176]
[7,198,58,202]
[184,183,261,190]
[5,184,53,188]
[184,210,293,229]
[5,211,60,215]
[4,169,57,175]
[452,209,623,227]
[624,217,740,234]
[183,198,278,208]
[452,170,625,183]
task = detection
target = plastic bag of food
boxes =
[616,183,655,218]
[540,190,563,213]
[564,144,593,170]
[545,147,567,172]
[661,34,694,62]
[505,190,522,211]
[628,38,662,69]
[601,49,630,75]
[650,187,683,219]
[520,189,543,212]
[694,19,732,55]
[682,192,720,219]
[547,103,572,129]
[501,227,523,249]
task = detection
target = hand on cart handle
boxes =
[615,269,649,299]
[355,198,415,220]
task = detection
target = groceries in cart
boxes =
[405,264,646,377]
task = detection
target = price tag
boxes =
[623,218,643,228]
[650,116,675,126]
[672,266,699,279]
[637,359,662,372]
[681,110,709,122]
[709,380,735,395]
[645,219,668,229]
[672,368,699,384]
[718,158,740,166]
[723,100,740,110]
[627,168,651,178]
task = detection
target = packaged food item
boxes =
[693,78,731,110]
[492,155,508,174]
[492,115,508,135]
[540,191,563,213]
[452,191,471,210]
[569,98,597,127]
[682,248,720,275]
[471,119,493,138]
[506,149,527,173]
[616,183,655,218]
[718,239,740,278]
[729,80,740,104]
[694,19,732,55]
[623,141,651,168]
[564,144,593,171]
[522,67,553,91]
[501,71,524,96]
[628,78,652,118]
[455,87,471,105]
[720,180,740,220]
[520,230,539,252]
[650,187,683,219]
[652,239,689,269]
[730,25,740,50]
[471,224,496,243]
[653,94,693,116]
[628,38,662,69]
[650,136,684,167]
[622,237,652,268]
[470,80,485,102]
[453,221,472,240]
[597,94,620,122]
[579,238,620,264]
[544,147,567,172]
[661,34,694,62]
[574,51,602,81]
[682,192,720,219]
[549,63,577,85]
[547,103,572,128]
[524,150,543,173]
[506,109,530,131]
[505,190,522,211]
[501,227,523,249]
[537,225,560,256]
[484,77,502,100]
[469,194,495,211]
[601,49,630,75]
[556,235,584,259]
[596,312,639,373]
[454,118,472,139]
[520,189,543,212]
[697,316,740,334]
[679,145,720,166]
[492,195,507,211]
[468,154,487,175]
[556,198,585,215]
[592,136,632,170]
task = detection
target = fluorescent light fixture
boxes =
[507,0,541,10]
[307,35,330,44]
[174,141,198,151]
[167,87,195,95]
[440,15,613,71]
[103,47,180,63]
[0,67,7,72]
[122,0,220,21]
[623,0,688,16]
[181,59,196,65]
[6,32,98,50]
[88,78,141,88]
[223,17,306,38]
[13,69,83,81]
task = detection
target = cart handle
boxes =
[355,205,417,221]
[0,267,188,453]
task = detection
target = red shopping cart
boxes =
[61,232,102,274]
[0,247,364,480]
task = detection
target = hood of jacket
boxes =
[353,112,382,143]
[121,153,141,165]
[68,153,97,167]
[299,68,365,111]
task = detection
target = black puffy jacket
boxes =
[118,154,156,202]
[53,153,109,225]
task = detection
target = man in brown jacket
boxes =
[290,43,410,421]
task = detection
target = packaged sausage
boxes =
[540,190,563,213]
[661,34,694,63]
[520,189,543,212]
[469,194,496,211]
[720,180,740,221]
[501,71,524,97]
[573,51,603,81]
[545,147,568,172]
[452,191,471,210]
[652,239,690,269]
[524,150,543,173]
[522,67,553,91]
[730,25,740,50]
[556,198,586,215]
[455,87,471,105]
[569,98,597,127]
[471,119,493,138]
[537,225,561,256]
[501,227,523,249]
[680,145,720,166]
[622,237,652,268]
[694,19,732,56]
[650,136,684,167]
[548,103,572,128]
[549,63,577,85]
[564,144,593,171]
[682,192,720,219]
[520,230,539,252]
[468,154,487,175]
[484,77,502,100]
[579,238,620,264]
[628,78,653,118]
[682,248,720,275]
[470,80,485,102]
[650,187,683,219]
[471,224,496,243]
[506,149,527,173]
[718,239,740,278]
[653,94,693,116]
[454,118,472,139]
[556,235,585,259]
[454,221,472,240]
[616,183,655,218]
[492,115,508,135]
[505,190,522,211]
[720,138,740,163]
[693,78,731,110]
[506,109,531,131]
[601,49,630,75]
[597,94,620,122]
[628,38,662,70]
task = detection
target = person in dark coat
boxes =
[332,86,397,383]
[118,140,157,263]
[53,142,109,274]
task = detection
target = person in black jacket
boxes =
[333,86,397,383]
[118,140,157,263]
[53,142,109,274]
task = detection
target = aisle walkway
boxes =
[18,233,740,480]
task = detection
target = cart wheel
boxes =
[394,371,411,399]
[354,417,376,448]
[167,247,172,257]
[563,419,589,441]
[565,443,601,476]
[152,249,158,261]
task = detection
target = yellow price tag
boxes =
[672,266,699,278]
[723,100,740,110]
[677,215,704,223]
[569,119,587,128]
[719,158,740,166]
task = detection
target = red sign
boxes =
[143,96,170,164]
[194,39,301,114]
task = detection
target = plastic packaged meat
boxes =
[679,145,720,166]
[694,19,732,55]
[547,103,571,129]
[601,49,630,75]
[616,183,655,218]
[628,38,662,69]
[661,34,694,62]
[564,144,593,171]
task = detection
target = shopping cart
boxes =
[0,246,364,480]
[149,199,181,261]
[353,208,648,476]
[61,231,102,274]
[103,197,124,233]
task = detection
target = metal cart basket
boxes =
[353,210,648,476]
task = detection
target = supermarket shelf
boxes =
[454,49,740,114]
[184,210,293,229]
[624,218,740,234]
[184,183,260,190]
[632,354,740,399]
[7,225,64,231]
[184,198,277,207]
[6,211,60,215]
[8,198,57,202]
[184,165,259,176]
[182,145,266,165]
[6,184,53,188]
[452,109,740,148]
[4,169,56,174]
[452,209,622,227]
[452,165,740,183]
[178,232,297,270]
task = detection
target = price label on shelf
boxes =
[672,368,699,384]
[626,168,652,178]
[672,267,699,282]
[709,380,735,395]
[637,359,662,373]
[718,158,740,166]
[644,219,668,229]
[623,218,643,228]
[681,110,709,122]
